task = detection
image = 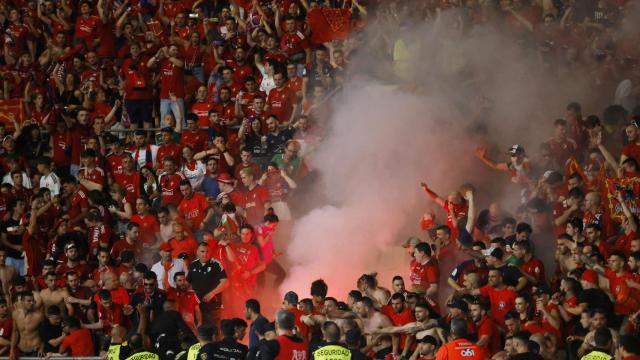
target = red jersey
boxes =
[614,231,637,257]
[88,224,111,252]
[51,131,72,167]
[275,335,308,360]
[409,258,439,293]
[191,101,213,127]
[159,59,185,99]
[114,171,141,204]
[235,185,270,224]
[167,288,199,326]
[131,214,159,246]
[74,15,101,43]
[59,328,94,356]
[180,130,209,153]
[156,143,183,169]
[279,31,310,57]
[158,172,186,206]
[478,285,517,328]
[435,338,487,360]
[78,166,106,188]
[605,268,634,315]
[96,302,125,334]
[267,86,296,123]
[106,151,131,177]
[111,240,138,260]
[230,242,260,285]
[520,257,545,284]
[68,190,89,224]
[178,193,209,230]
[57,262,92,282]
[169,237,199,259]
[622,142,640,165]
[121,57,153,100]
[476,316,501,356]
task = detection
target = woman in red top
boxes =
[179,31,207,83]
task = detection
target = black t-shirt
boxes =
[39,320,63,353]
[265,128,294,157]
[187,259,227,307]
[509,352,545,360]
[199,338,248,360]
[577,288,614,318]
[150,310,194,344]
[1,218,23,259]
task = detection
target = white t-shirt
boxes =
[39,172,61,196]
[181,160,206,190]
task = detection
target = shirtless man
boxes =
[353,297,393,346]
[40,272,73,315]
[10,291,44,359]
[301,297,348,331]
[374,302,443,348]
[358,274,391,309]
[0,248,16,297]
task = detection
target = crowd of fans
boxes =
[1,0,640,359]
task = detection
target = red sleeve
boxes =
[604,268,615,281]
[478,319,493,338]
[259,186,270,202]
[479,285,490,298]
[426,264,439,284]
[59,335,71,354]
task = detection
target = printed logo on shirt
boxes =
[460,349,476,357]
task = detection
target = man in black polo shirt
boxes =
[187,242,229,326]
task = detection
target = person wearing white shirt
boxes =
[151,242,187,290]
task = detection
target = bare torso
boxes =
[13,309,43,352]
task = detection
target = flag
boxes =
[147,19,163,37]
[307,8,352,45]
[604,177,640,222]
[0,99,25,128]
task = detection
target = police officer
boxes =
[312,322,350,360]
[105,325,131,360]
[187,242,229,326]
[581,328,613,360]
[198,319,248,360]
[125,334,160,360]
[435,317,487,360]
[187,324,217,360]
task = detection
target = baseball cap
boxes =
[581,269,598,285]
[2,135,14,144]
[508,145,525,155]
[159,242,172,252]
[283,291,299,304]
[403,236,422,248]
[217,173,234,184]
[64,242,77,250]
[446,298,469,312]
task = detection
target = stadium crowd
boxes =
[1,0,640,359]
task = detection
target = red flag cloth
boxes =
[307,8,352,45]
[0,99,25,128]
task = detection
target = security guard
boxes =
[106,326,131,360]
[581,328,613,360]
[188,324,217,360]
[313,322,350,360]
[187,242,229,325]
[125,334,160,360]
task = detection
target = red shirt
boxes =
[57,262,92,282]
[114,171,141,204]
[60,328,94,356]
[478,285,517,328]
[96,302,125,334]
[279,31,310,57]
[476,315,501,356]
[605,268,634,315]
[68,190,89,224]
[191,102,213,127]
[88,224,111,252]
[410,258,439,293]
[159,172,186,206]
[106,151,130,176]
[159,59,185,99]
[51,131,72,166]
[435,338,487,360]
[78,166,106,188]
[622,142,640,165]
[169,237,199,259]
[178,193,209,230]
[111,240,138,260]
[546,137,577,166]
[267,86,296,123]
[520,257,546,284]
[235,185,270,224]
[156,143,183,169]
[381,306,415,349]
[230,242,260,285]
[167,288,199,325]
[121,57,153,100]
[75,15,101,42]
[131,214,159,246]
[180,130,209,153]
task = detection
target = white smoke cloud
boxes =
[280,6,620,300]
